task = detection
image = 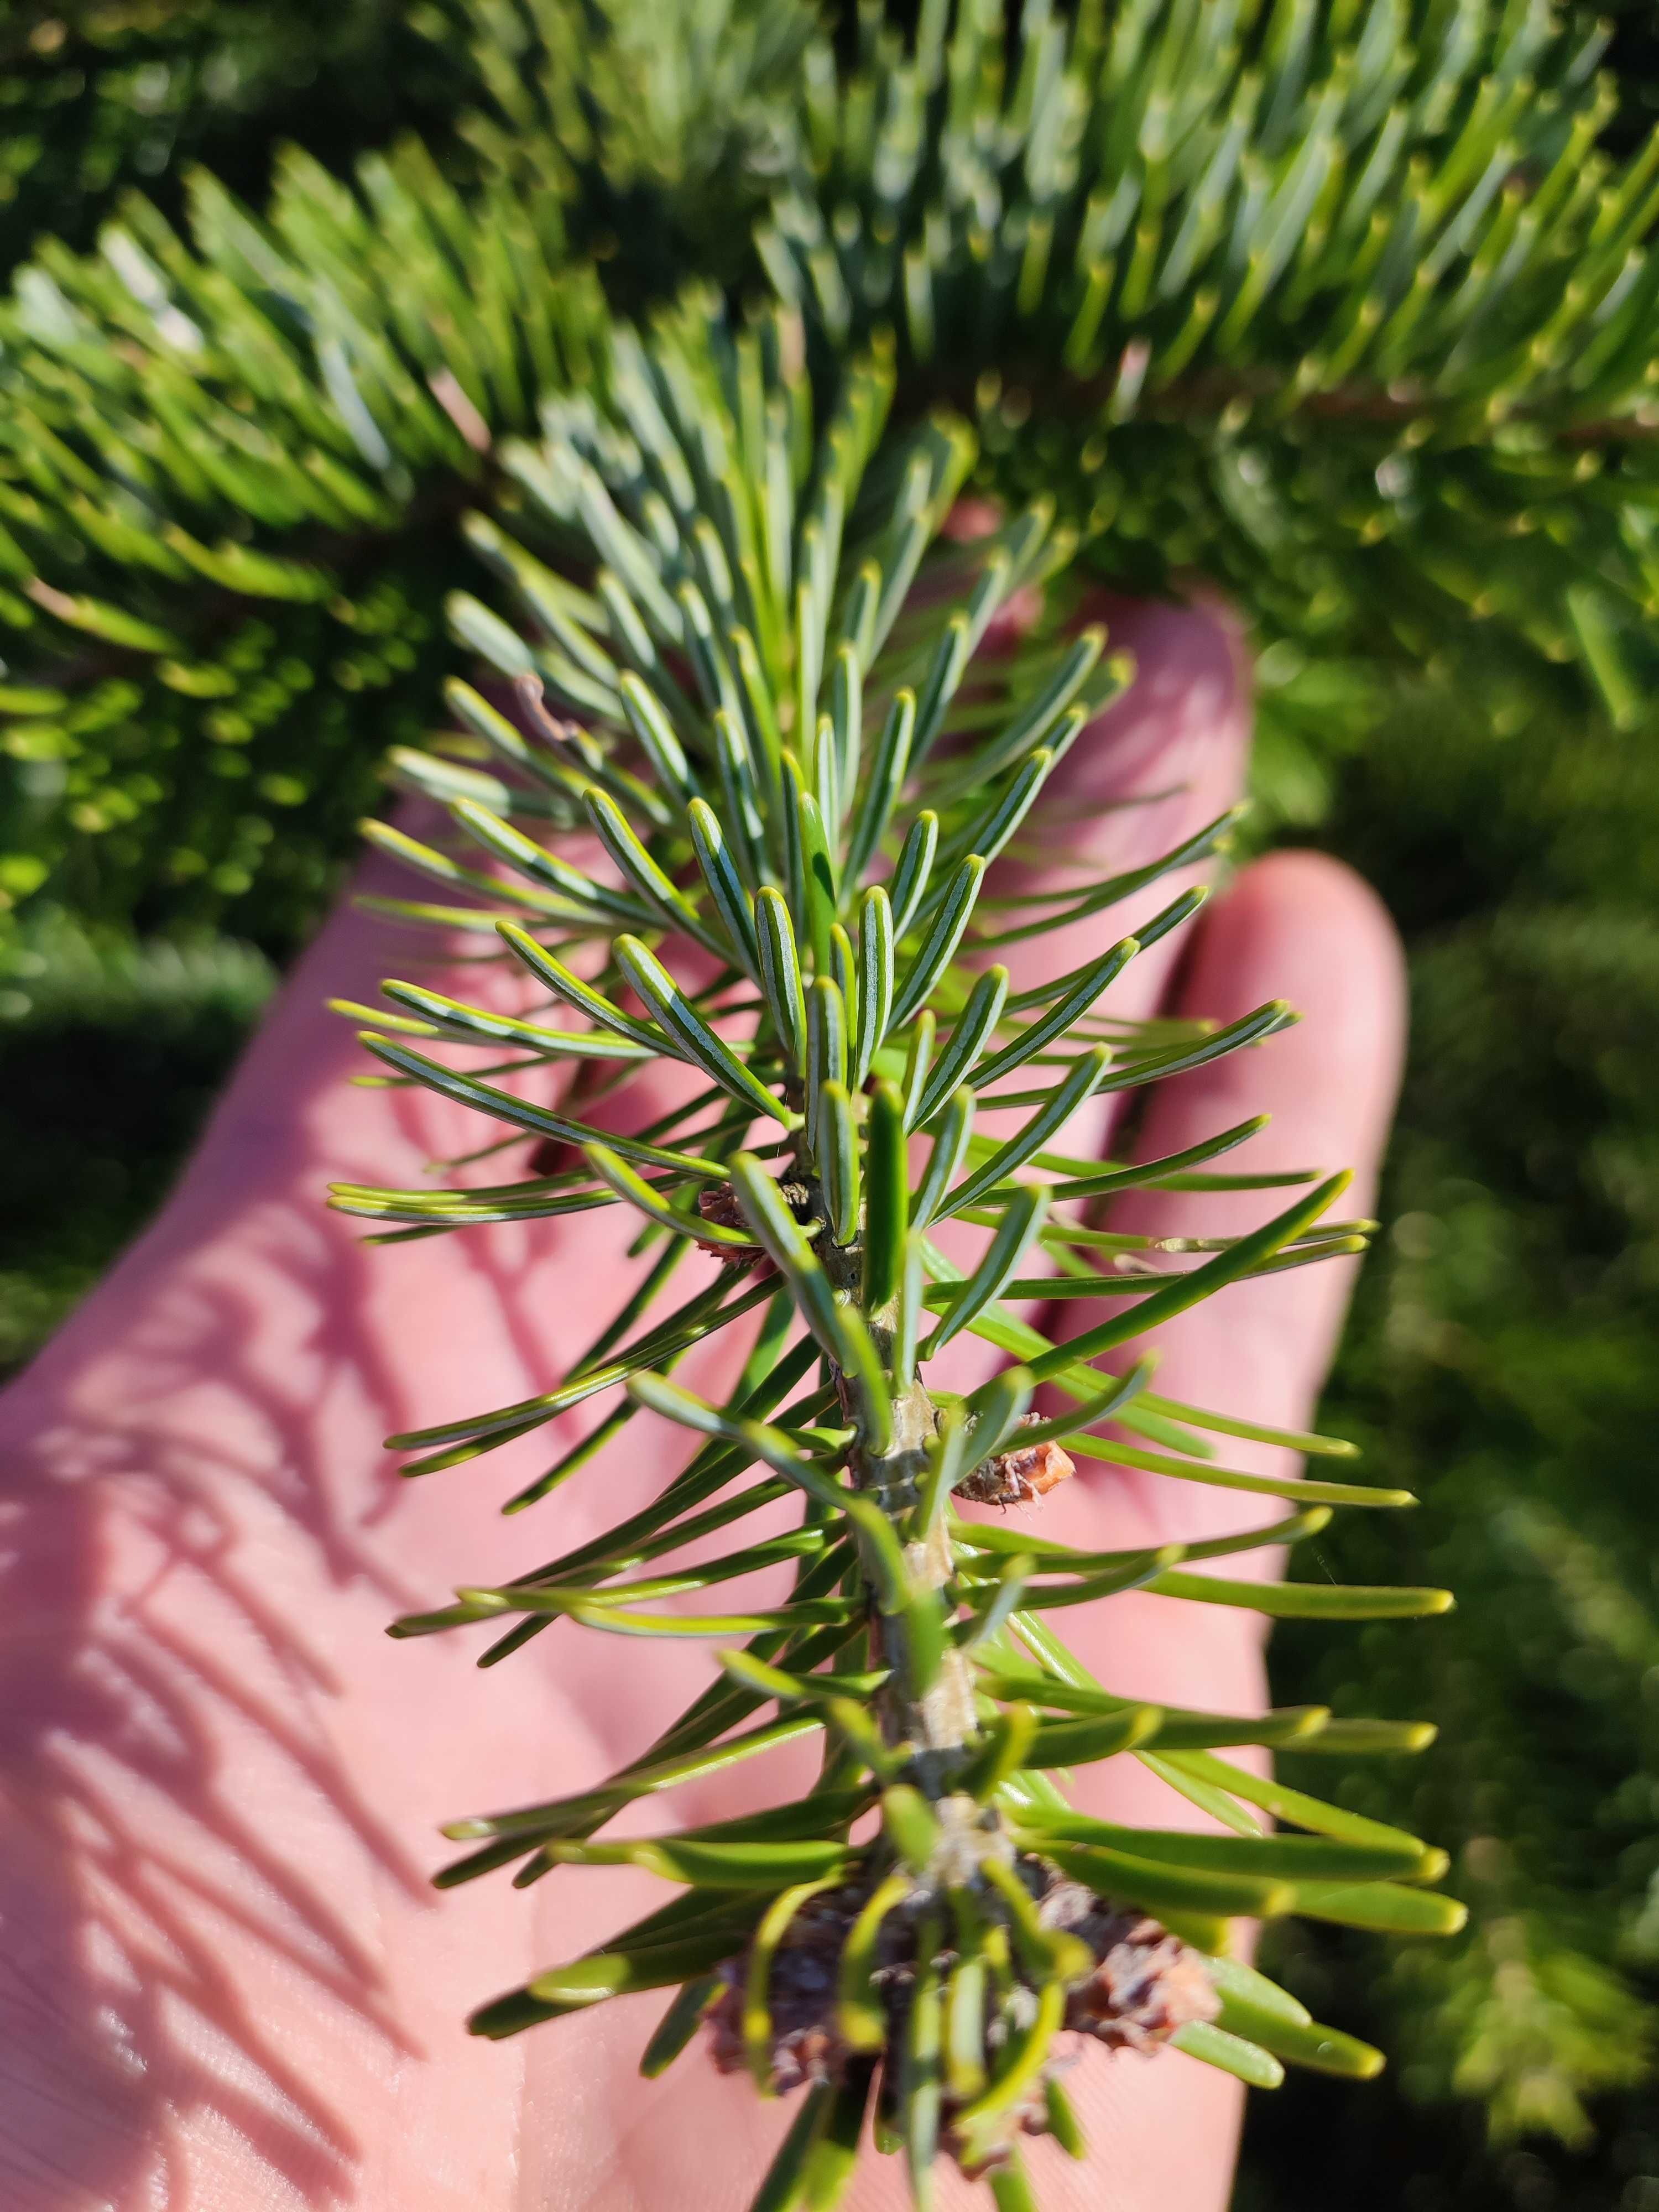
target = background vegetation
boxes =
[4,4,1658,2204]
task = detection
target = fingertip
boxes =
[1047,589,1251,818]
[1183,848,1408,1164]
[1089,586,1250,693]
[1038,846,1410,1525]
[999,593,1254,1011]
[1211,844,1401,966]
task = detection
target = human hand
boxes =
[0,594,1403,2212]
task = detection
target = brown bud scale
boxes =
[957,1426,1076,1507]
[705,1854,1218,2173]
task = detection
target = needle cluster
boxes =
[331,292,1461,2209]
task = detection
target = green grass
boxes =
[0,914,273,1373]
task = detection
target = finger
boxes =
[1035,849,1408,1563]
[909,857,1406,2212]
[926,592,1253,1399]
[991,590,1250,1024]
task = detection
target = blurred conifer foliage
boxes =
[1239,680,1659,2211]
[6,3,1659,2203]
[0,2,476,276]
[2,0,1658,942]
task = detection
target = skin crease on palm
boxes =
[0,591,1406,2212]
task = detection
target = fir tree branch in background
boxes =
[5,1,1659,947]
[1240,683,1659,2209]
[0,1,477,279]
[0,0,816,943]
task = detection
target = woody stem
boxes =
[815,1201,980,1806]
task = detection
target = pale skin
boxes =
[0,594,1405,2212]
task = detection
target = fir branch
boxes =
[331,289,1461,2208]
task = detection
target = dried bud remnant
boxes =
[696,1183,749,1235]
[1037,1879,1220,2049]
[958,1423,1076,1507]
[697,1178,816,1264]
[706,1890,861,2093]
[706,1856,1217,2172]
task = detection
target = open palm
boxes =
[0,596,1403,2212]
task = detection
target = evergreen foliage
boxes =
[7,0,1659,943]
[0,909,273,1366]
[8,1,1659,2199]
[0,1,476,278]
[331,288,1463,2207]
[1243,680,1659,2206]
[0,0,807,939]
